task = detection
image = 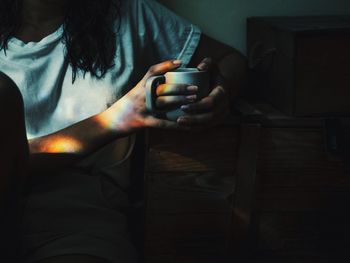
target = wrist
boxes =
[97,98,145,135]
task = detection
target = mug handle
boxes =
[145,75,166,113]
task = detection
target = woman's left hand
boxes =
[177,57,231,129]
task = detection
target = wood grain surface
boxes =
[145,126,238,263]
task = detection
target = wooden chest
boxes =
[247,16,350,116]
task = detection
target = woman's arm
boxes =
[28,60,189,174]
[28,109,129,174]
[28,34,248,172]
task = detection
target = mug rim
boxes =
[167,68,207,73]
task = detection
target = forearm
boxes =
[28,103,135,173]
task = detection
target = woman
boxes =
[0,0,247,262]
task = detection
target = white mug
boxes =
[145,68,210,121]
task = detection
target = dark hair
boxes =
[0,0,120,82]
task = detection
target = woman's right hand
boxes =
[100,60,199,133]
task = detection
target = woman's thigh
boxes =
[36,255,111,263]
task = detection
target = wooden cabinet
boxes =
[231,100,350,262]
[247,16,350,116]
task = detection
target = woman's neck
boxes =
[15,0,67,43]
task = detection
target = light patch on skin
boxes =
[95,96,144,132]
[43,136,83,153]
[95,113,116,132]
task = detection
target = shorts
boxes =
[20,136,138,263]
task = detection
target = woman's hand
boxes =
[176,57,231,129]
[104,58,231,134]
[104,60,199,133]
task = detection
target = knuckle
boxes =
[148,65,157,75]
[217,86,227,96]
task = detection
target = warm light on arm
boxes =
[95,95,145,133]
[30,135,83,154]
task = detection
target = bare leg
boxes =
[0,72,29,262]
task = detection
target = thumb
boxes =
[142,60,182,82]
[197,57,212,71]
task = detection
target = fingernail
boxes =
[181,105,190,110]
[173,60,182,65]
[187,85,198,92]
[177,116,189,123]
[186,95,197,101]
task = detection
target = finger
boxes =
[180,96,213,113]
[144,116,178,129]
[156,94,197,108]
[197,57,212,71]
[177,112,216,126]
[142,60,182,81]
[144,115,191,130]
[180,85,226,113]
[156,83,198,96]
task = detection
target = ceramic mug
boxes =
[145,68,210,121]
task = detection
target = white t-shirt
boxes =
[0,0,200,140]
[0,0,200,176]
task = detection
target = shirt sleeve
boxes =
[121,0,201,67]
